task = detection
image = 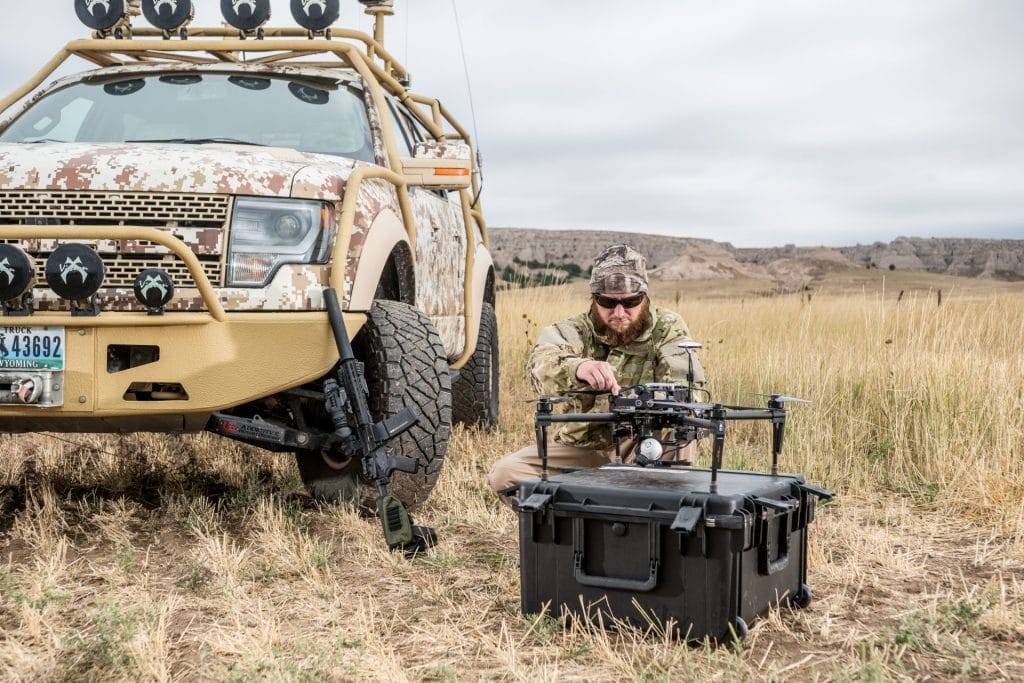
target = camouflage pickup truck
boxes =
[0,0,498,508]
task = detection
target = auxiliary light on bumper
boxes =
[0,244,35,311]
[45,244,105,316]
[133,268,176,314]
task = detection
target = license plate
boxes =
[0,326,65,371]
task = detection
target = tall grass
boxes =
[0,278,1021,679]
[500,283,1024,536]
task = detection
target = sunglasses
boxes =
[593,293,646,310]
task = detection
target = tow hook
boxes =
[8,375,43,404]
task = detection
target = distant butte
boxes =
[488,229,1024,286]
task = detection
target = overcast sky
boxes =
[1,1,1022,247]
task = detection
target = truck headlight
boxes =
[226,198,335,287]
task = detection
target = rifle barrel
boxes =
[323,289,354,362]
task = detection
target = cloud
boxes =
[1,0,1021,246]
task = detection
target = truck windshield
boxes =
[0,73,376,162]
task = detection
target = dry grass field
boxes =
[1,270,1023,681]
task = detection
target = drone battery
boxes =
[517,465,831,641]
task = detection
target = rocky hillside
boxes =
[838,237,1024,280]
[488,229,1024,285]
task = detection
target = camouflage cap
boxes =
[590,244,648,295]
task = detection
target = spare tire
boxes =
[295,300,452,510]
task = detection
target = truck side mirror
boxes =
[400,140,472,190]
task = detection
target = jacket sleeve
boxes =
[528,319,592,395]
[656,312,706,384]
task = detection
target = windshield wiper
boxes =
[125,137,266,146]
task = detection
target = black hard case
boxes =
[517,465,825,640]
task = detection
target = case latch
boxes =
[516,492,553,512]
[670,507,703,535]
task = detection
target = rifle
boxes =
[322,288,438,556]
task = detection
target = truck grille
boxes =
[0,191,230,227]
[106,257,222,288]
[0,191,228,309]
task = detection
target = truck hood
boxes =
[0,142,358,199]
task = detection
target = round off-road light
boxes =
[0,245,35,301]
[221,0,272,33]
[141,0,195,33]
[75,0,127,31]
[133,268,175,309]
[291,0,340,32]
[636,437,664,462]
[45,244,105,301]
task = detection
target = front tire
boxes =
[295,300,452,510]
[452,302,499,428]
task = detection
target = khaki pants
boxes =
[486,439,697,503]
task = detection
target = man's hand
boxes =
[575,360,621,395]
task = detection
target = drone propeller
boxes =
[678,402,718,411]
[522,396,571,404]
[635,399,718,411]
[564,389,611,396]
[755,393,812,405]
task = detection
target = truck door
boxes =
[385,100,467,361]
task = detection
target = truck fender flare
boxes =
[349,209,414,311]
[455,245,494,369]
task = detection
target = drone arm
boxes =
[534,398,554,481]
[708,406,727,494]
[543,412,616,423]
[719,408,774,420]
[768,398,787,476]
[770,420,785,475]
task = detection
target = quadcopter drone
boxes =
[533,380,810,495]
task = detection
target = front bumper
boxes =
[0,311,364,433]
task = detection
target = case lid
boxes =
[521,465,807,520]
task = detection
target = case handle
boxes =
[762,551,790,576]
[571,518,660,592]
[754,499,792,576]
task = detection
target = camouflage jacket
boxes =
[529,307,706,449]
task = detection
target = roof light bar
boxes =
[71,0,389,43]
[291,0,340,33]
[141,0,194,37]
[221,0,272,38]
[75,0,132,34]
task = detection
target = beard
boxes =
[590,298,651,347]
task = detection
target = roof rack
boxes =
[0,25,485,223]
[76,27,409,83]
[0,28,475,149]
